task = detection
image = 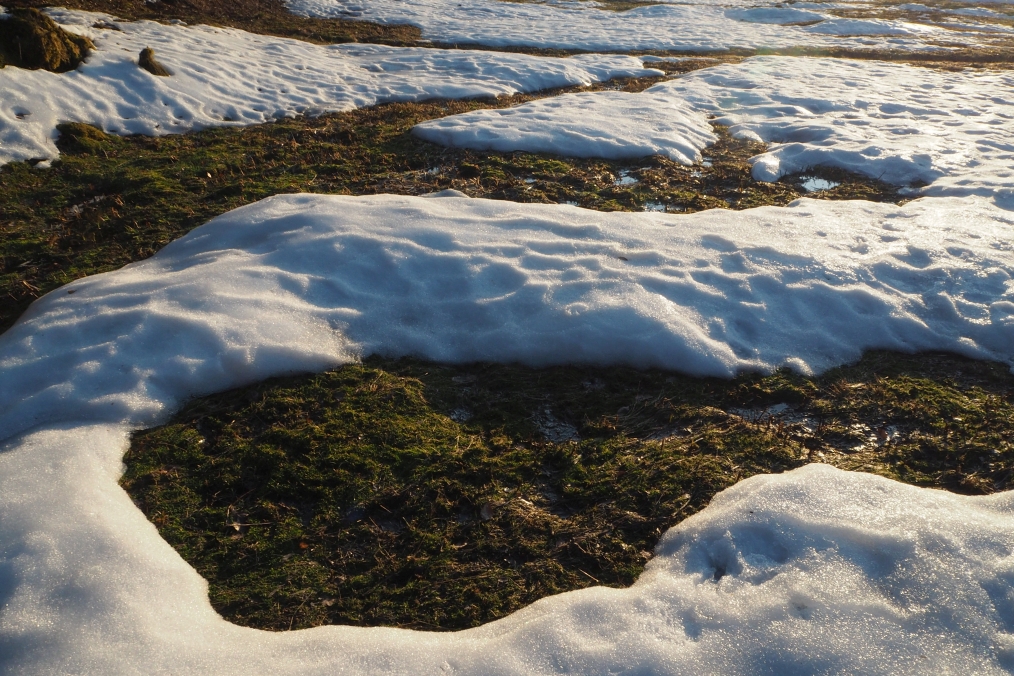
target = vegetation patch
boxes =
[137,45,170,76]
[0,70,900,334]
[0,7,94,71]
[3,0,420,46]
[123,350,1014,631]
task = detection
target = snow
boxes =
[648,56,1014,197]
[803,17,941,35]
[412,90,716,163]
[3,5,1014,673]
[724,6,827,24]
[4,191,1014,441]
[413,56,1014,200]
[287,0,973,51]
[0,9,658,166]
[1,179,1014,675]
[4,428,1014,673]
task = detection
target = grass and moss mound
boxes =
[138,46,170,76]
[0,7,94,71]
[123,351,1014,631]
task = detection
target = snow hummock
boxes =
[286,0,971,51]
[412,91,716,163]
[4,192,1014,441]
[0,9,657,166]
[650,57,1014,197]
[3,192,1014,672]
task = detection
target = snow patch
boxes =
[4,192,1014,443]
[725,6,826,24]
[0,9,657,166]
[412,91,716,163]
[648,56,1014,197]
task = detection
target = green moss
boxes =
[122,351,1014,631]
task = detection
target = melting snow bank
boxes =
[412,91,716,163]
[3,193,1014,672]
[0,9,657,166]
[4,436,1014,675]
[650,57,1014,198]
[3,192,1014,442]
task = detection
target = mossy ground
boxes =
[123,351,1014,631]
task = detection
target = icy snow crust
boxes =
[286,0,978,50]
[3,193,1014,672]
[412,91,717,163]
[0,9,656,166]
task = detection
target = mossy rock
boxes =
[55,122,118,155]
[138,46,171,76]
[0,7,94,72]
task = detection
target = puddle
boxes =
[800,176,841,192]
[559,200,580,207]
[644,201,668,212]
[614,170,639,186]
[524,177,537,184]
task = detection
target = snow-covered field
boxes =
[287,0,1004,51]
[0,9,656,166]
[3,3,1014,674]
[416,57,1014,199]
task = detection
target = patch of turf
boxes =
[3,0,421,46]
[0,72,901,334]
[0,7,94,71]
[122,351,1014,631]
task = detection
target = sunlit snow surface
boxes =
[286,0,988,50]
[3,193,1014,673]
[0,9,657,165]
[654,57,1014,197]
[420,57,1014,198]
[413,91,716,163]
